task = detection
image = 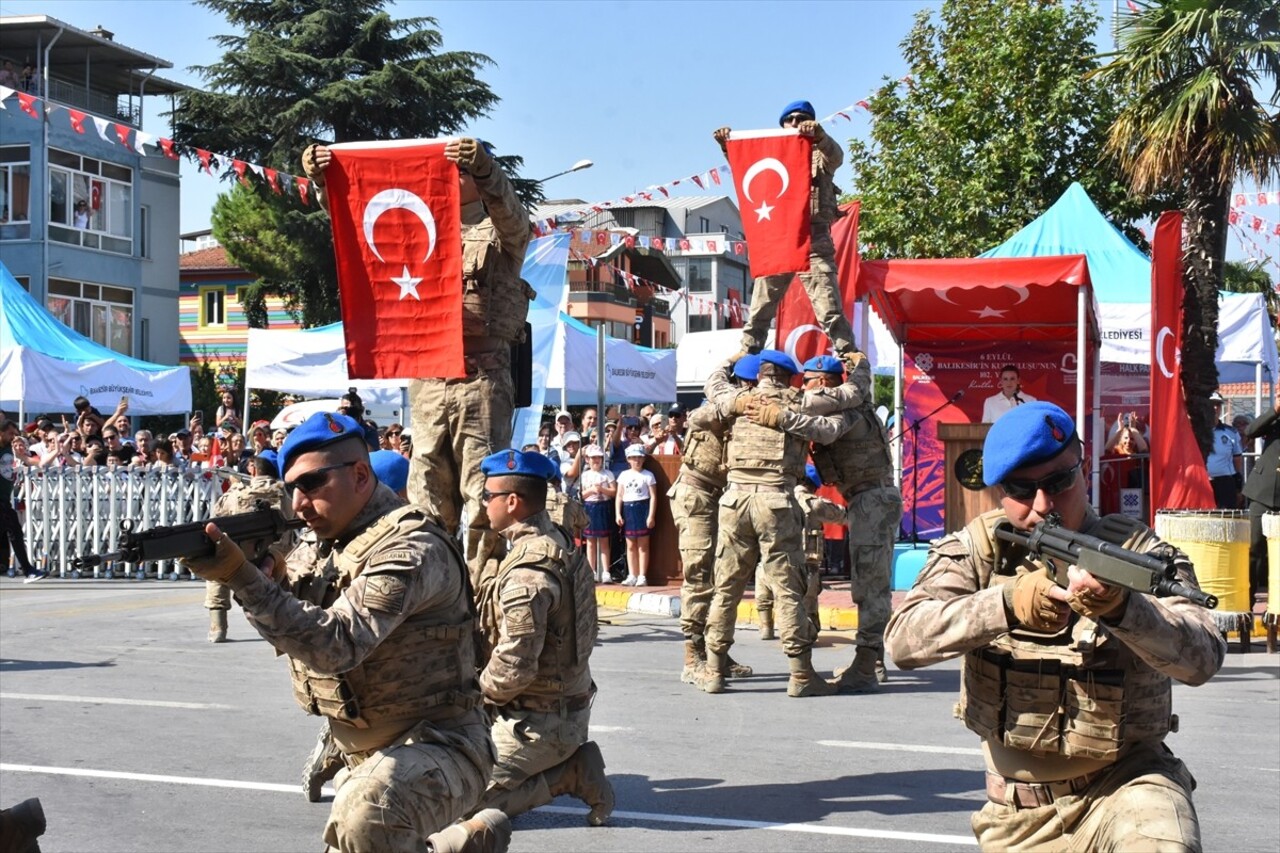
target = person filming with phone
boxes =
[981,365,1036,424]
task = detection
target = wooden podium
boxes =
[938,423,1002,534]
[643,455,683,586]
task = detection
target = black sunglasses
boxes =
[1001,460,1081,501]
[285,461,357,497]
[783,113,811,124]
[482,489,517,503]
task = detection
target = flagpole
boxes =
[596,326,606,451]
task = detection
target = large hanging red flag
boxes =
[726,129,812,277]
[1149,210,1214,510]
[775,201,860,365]
[326,139,465,380]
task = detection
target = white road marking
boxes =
[816,740,984,756]
[1,764,976,845]
[590,725,634,732]
[0,693,233,710]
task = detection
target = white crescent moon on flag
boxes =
[742,158,790,203]
[784,323,827,364]
[1155,326,1175,379]
[935,287,960,305]
[1005,285,1030,305]
[362,189,438,264]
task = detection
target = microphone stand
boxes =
[892,393,962,546]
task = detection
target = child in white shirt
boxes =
[579,446,617,583]
[615,444,657,586]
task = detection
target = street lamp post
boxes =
[537,159,593,183]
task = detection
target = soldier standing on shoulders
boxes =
[203,450,296,644]
[302,137,533,585]
[470,450,615,826]
[182,412,509,853]
[713,100,855,359]
[797,355,903,693]
[884,403,1224,851]
[696,350,862,698]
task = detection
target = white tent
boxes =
[1,263,191,416]
[542,313,676,405]
[244,323,407,407]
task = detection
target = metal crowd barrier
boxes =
[8,465,231,580]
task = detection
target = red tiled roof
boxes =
[179,246,236,271]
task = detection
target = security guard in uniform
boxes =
[885,403,1224,851]
[799,355,903,693]
[697,350,856,697]
[713,100,855,358]
[302,137,533,584]
[183,412,508,853]
[470,450,615,826]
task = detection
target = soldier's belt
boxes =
[504,691,594,714]
[676,469,724,493]
[985,768,1107,809]
[726,482,788,494]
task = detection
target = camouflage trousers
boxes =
[323,719,493,853]
[740,227,855,356]
[476,707,591,817]
[668,478,720,639]
[754,564,821,625]
[846,485,902,653]
[204,580,230,610]
[705,489,814,658]
[972,741,1200,852]
[408,364,514,583]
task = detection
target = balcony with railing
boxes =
[45,76,140,125]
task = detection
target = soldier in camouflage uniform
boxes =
[545,475,588,542]
[884,403,1224,851]
[797,355,903,694]
[696,350,865,698]
[183,412,509,853]
[203,453,296,643]
[713,100,854,358]
[302,137,533,585]
[470,450,615,827]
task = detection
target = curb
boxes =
[596,586,863,630]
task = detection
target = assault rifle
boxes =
[72,506,305,571]
[993,512,1218,609]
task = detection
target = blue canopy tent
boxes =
[0,262,192,418]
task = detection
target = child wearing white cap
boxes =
[580,445,617,583]
[616,444,657,586]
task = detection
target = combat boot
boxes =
[876,658,889,684]
[787,650,838,698]
[550,742,615,826]
[426,808,511,853]
[208,610,228,643]
[681,637,707,684]
[0,797,45,853]
[694,650,727,694]
[757,608,775,640]
[726,656,754,678]
[830,647,881,694]
[301,723,344,802]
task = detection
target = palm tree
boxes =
[1223,259,1280,322]
[1092,0,1280,456]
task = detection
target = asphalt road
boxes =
[1,577,1277,852]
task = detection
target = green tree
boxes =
[1091,0,1280,455]
[172,0,539,327]
[1222,258,1279,319]
[847,0,1164,261]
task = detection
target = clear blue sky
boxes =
[23,0,1272,269]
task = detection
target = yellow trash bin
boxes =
[1262,512,1280,618]
[1154,510,1250,616]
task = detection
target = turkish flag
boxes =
[1149,211,1214,510]
[326,139,465,380]
[726,129,812,277]
[776,201,860,365]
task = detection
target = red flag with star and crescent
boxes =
[1149,210,1214,510]
[325,139,465,380]
[725,129,812,277]
[776,201,860,364]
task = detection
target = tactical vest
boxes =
[811,404,893,498]
[955,510,1175,761]
[461,219,536,343]
[480,524,597,703]
[287,505,478,729]
[680,425,728,489]
[213,478,298,557]
[810,145,843,224]
[546,487,588,540]
[727,383,807,479]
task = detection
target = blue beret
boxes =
[779,99,816,125]
[982,402,1078,486]
[256,448,279,478]
[733,354,761,381]
[759,349,798,374]
[805,462,822,489]
[481,449,558,482]
[370,449,409,493]
[802,355,843,375]
[278,412,366,476]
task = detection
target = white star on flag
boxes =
[755,201,774,221]
[973,306,1007,318]
[391,265,422,300]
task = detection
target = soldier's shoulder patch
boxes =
[368,549,418,571]
[503,602,536,638]
[362,573,408,615]
[499,583,535,606]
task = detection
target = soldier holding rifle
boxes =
[885,402,1224,851]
